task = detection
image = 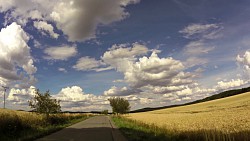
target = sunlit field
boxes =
[128,92,250,133]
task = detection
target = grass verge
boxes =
[0,110,91,141]
[112,116,250,141]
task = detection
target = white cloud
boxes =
[0,0,140,42]
[0,22,37,87]
[0,0,48,25]
[101,39,240,105]
[161,85,217,103]
[0,0,15,12]
[182,97,191,101]
[216,79,248,90]
[102,43,195,97]
[120,0,140,5]
[102,43,149,72]
[237,50,250,75]
[104,86,141,96]
[49,0,140,42]
[124,52,193,88]
[44,45,77,60]
[33,40,41,48]
[105,43,149,59]
[28,10,43,20]
[73,56,111,72]
[139,97,153,104]
[58,68,67,73]
[53,86,109,111]
[179,23,223,39]
[149,85,186,94]
[55,86,94,102]
[193,86,216,96]
[113,79,124,83]
[6,86,36,109]
[176,87,192,96]
[180,23,222,68]
[73,42,148,72]
[184,41,214,56]
[34,21,59,38]
[184,57,208,68]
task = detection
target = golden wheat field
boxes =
[127,92,250,133]
[0,108,44,125]
[0,108,92,140]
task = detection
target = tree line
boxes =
[29,89,130,116]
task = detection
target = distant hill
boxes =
[130,86,250,113]
[186,86,250,105]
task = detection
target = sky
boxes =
[0,0,250,112]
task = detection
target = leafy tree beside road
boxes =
[108,97,130,114]
[29,90,61,117]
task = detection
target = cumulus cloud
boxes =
[34,21,59,38]
[102,43,195,98]
[102,43,149,71]
[175,87,192,97]
[103,43,149,60]
[0,0,140,42]
[126,52,193,88]
[53,86,109,111]
[73,56,112,72]
[216,79,248,90]
[0,0,15,12]
[148,85,186,94]
[159,84,217,103]
[73,42,148,72]
[55,86,94,102]
[101,42,240,104]
[237,50,250,75]
[44,45,77,60]
[0,22,37,87]
[104,86,142,96]
[6,86,36,109]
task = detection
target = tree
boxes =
[108,97,130,114]
[29,89,61,117]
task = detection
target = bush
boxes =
[45,114,68,125]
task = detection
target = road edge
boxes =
[108,116,127,141]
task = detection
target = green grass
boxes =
[112,116,250,141]
[112,116,175,141]
[0,109,91,141]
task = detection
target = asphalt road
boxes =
[36,116,127,141]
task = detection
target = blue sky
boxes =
[0,0,249,111]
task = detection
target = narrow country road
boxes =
[36,116,127,141]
